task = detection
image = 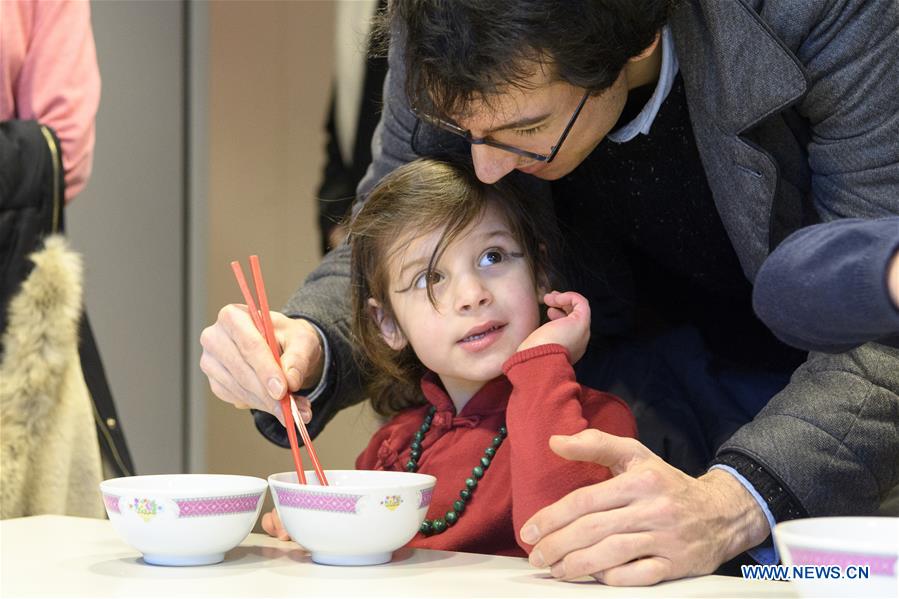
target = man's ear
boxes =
[629,31,661,62]
[368,298,407,351]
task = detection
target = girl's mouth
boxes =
[458,324,506,352]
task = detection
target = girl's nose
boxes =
[454,274,493,313]
[471,144,518,184]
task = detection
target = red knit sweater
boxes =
[355,344,637,557]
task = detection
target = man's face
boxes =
[452,65,629,183]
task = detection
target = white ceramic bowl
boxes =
[269,470,436,566]
[774,516,899,598]
[100,474,267,566]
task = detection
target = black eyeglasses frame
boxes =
[410,89,591,164]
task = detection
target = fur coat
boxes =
[1,235,104,518]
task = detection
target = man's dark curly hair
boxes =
[376,0,675,121]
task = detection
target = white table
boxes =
[0,516,795,598]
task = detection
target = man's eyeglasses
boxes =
[410,90,590,164]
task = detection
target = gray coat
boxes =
[283,0,899,516]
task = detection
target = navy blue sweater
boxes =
[753,217,899,353]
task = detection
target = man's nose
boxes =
[471,144,518,184]
[454,273,493,312]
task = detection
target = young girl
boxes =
[349,158,636,556]
[265,158,636,556]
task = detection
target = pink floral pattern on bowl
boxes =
[418,488,433,509]
[275,487,363,514]
[103,493,121,514]
[790,547,897,577]
[174,493,262,518]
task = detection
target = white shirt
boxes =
[606,25,680,143]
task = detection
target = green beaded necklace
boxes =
[405,405,507,536]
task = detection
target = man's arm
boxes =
[748,0,899,348]
[795,0,898,224]
[735,0,899,513]
[712,0,899,565]
[754,218,899,353]
[716,341,899,517]
[520,340,899,586]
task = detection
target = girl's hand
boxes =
[517,291,591,363]
[261,507,291,541]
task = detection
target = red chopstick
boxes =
[229,262,265,333]
[247,256,329,486]
[230,260,308,485]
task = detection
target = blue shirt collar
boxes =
[606,25,679,143]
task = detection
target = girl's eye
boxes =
[478,250,505,267]
[413,270,444,289]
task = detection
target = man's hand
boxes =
[199,305,321,425]
[520,429,771,586]
[517,291,590,363]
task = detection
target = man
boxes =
[200,0,899,585]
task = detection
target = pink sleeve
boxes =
[15,0,101,202]
[503,344,637,553]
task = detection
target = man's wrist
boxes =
[294,317,325,389]
[699,469,771,562]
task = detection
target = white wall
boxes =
[68,1,186,475]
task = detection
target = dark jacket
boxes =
[1,120,63,335]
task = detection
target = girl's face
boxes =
[372,202,545,407]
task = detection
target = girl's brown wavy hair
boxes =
[349,158,561,418]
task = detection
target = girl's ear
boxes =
[367,298,407,351]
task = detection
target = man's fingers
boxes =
[218,304,287,400]
[292,395,313,424]
[550,532,656,581]
[201,350,264,409]
[528,507,636,569]
[521,476,639,546]
[549,429,650,473]
[597,556,671,587]
[274,315,324,392]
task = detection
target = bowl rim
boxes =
[774,516,899,555]
[268,469,436,491]
[99,473,268,495]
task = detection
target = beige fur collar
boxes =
[1,235,103,518]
